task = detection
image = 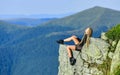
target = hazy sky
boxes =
[0,0,120,15]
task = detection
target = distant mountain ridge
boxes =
[3,18,57,27]
[0,6,120,75]
[0,13,73,19]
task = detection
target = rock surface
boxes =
[110,40,120,75]
[58,38,110,75]
[101,32,108,40]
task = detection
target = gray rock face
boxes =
[110,40,120,75]
[81,38,109,64]
[58,38,110,75]
[101,32,108,41]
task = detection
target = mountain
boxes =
[0,20,28,45]
[0,13,73,19]
[3,18,57,27]
[0,20,71,75]
[39,6,120,37]
[0,6,120,75]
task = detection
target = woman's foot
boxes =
[56,39,64,44]
[70,57,76,66]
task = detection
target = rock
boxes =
[58,44,83,75]
[101,32,108,40]
[110,40,120,75]
[81,38,109,64]
[58,37,110,75]
[109,39,113,44]
[96,59,103,64]
[108,52,114,59]
[90,67,103,75]
[112,40,117,47]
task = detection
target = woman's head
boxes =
[84,27,93,47]
[85,27,93,37]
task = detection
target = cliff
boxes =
[110,40,120,75]
[58,36,120,75]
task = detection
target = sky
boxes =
[0,0,120,17]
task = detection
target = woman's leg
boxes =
[64,35,80,45]
[66,45,76,58]
[67,45,76,65]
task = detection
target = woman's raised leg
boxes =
[64,35,80,45]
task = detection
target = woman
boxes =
[57,27,93,66]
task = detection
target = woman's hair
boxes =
[78,27,92,47]
[85,27,93,47]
